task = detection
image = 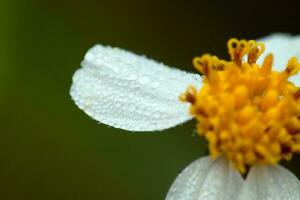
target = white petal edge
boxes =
[166,156,243,200]
[257,33,300,86]
[238,164,300,200]
[70,45,201,131]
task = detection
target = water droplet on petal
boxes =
[85,52,96,61]
[95,58,102,65]
[151,81,160,88]
[112,67,119,73]
[129,74,138,80]
[139,76,150,85]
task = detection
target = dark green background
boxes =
[1,0,300,199]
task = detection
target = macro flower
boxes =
[70,34,300,200]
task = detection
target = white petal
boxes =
[238,164,300,200]
[70,45,201,131]
[166,156,243,200]
[258,33,300,86]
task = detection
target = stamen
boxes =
[260,54,273,76]
[248,41,265,64]
[180,86,197,104]
[285,57,300,76]
[182,38,300,173]
[193,54,225,76]
[294,89,300,99]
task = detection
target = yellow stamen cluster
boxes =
[180,39,300,173]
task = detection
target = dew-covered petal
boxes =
[258,34,300,85]
[70,45,201,131]
[238,164,300,200]
[166,156,243,200]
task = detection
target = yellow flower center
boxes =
[180,39,300,173]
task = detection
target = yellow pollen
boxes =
[181,38,300,173]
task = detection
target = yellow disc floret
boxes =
[180,39,300,173]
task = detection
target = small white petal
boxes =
[258,33,300,85]
[70,45,201,131]
[238,164,300,200]
[166,156,243,200]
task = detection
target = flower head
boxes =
[70,34,300,200]
[181,38,300,173]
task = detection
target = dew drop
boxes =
[128,103,137,112]
[129,74,138,80]
[154,112,161,118]
[139,76,150,85]
[95,58,102,66]
[85,52,96,61]
[151,81,160,88]
[111,66,119,73]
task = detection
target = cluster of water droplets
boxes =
[70,45,201,131]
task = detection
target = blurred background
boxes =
[1,0,300,199]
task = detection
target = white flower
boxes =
[70,34,300,200]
